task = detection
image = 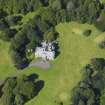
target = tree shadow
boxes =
[28,73,39,82]
[34,80,44,96]
[0,83,3,97]
[17,59,30,70]
[54,42,60,58]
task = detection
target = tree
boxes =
[66,1,74,11]
[1,78,16,105]
[0,74,43,105]
[7,15,22,26]
[0,28,17,41]
[44,27,57,42]
[77,87,95,103]
[82,64,93,79]
[95,10,105,31]
[100,89,105,105]
[90,58,105,71]
[87,96,95,105]
[15,94,24,105]
[19,81,35,99]
[0,9,8,19]
[10,50,29,69]
[88,2,98,23]
[0,19,9,30]
[78,100,85,105]
[51,0,62,10]
[99,41,105,49]
[40,0,49,6]
[14,75,35,99]
[40,7,56,26]
[1,93,14,105]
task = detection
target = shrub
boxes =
[99,40,105,48]
[95,10,105,32]
[83,29,92,37]
[90,58,105,71]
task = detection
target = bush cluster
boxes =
[72,58,105,105]
[0,74,44,105]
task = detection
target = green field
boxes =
[100,0,105,3]
[0,22,105,105]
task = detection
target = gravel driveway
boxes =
[29,59,51,70]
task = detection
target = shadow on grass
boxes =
[28,73,39,81]
[27,73,44,97]
[34,80,44,96]
[54,42,60,58]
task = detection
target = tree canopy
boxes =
[0,74,44,105]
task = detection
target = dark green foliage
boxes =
[13,75,35,99]
[39,7,56,26]
[44,27,58,42]
[10,29,29,69]
[78,100,85,105]
[95,10,105,31]
[10,50,29,69]
[99,41,105,49]
[83,29,92,37]
[82,64,93,78]
[0,19,9,30]
[55,9,67,24]
[40,0,49,6]
[0,28,17,41]
[0,0,46,14]
[100,89,105,105]
[90,58,105,71]
[1,74,44,105]
[1,78,16,105]
[49,0,62,11]
[0,9,8,19]
[0,0,102,24]
[49,0,102,24]
[6,15,22,26]
[15,94,24,105]
[64,0,101,23]
[72,58,105,105]
[66,1,75,11]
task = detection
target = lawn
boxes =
[100,0,105,3]
[0,22,105,105]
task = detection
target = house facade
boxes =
[35,41,55,60]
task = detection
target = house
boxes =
[35,41,55,60]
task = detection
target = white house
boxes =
[35,41,55,60]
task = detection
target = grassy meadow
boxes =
[0,22,105,105]
[100,0,105,3]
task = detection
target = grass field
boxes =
[100,0,105,3]
[0,22,105,105]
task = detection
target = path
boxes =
[29,59,51,70]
